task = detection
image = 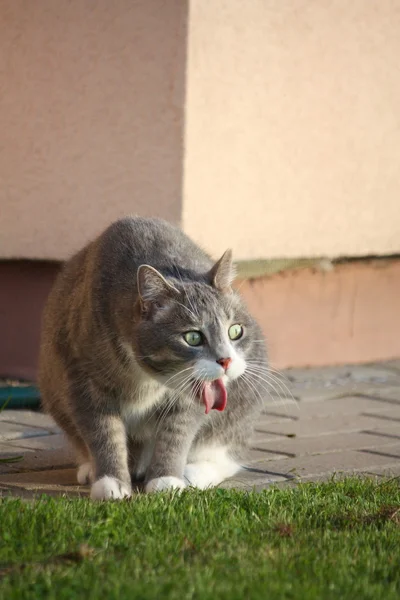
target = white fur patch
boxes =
[185,445,241,489]
[226,348,246,380]
[121,380,165,441]
[145,476,186,493]
[193,358,224,381]
[77,462,94,485]
[90,476,131,501]
[193,346,246,384]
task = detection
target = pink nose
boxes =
[217,357,232,372]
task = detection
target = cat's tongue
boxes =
[201,379,227,414]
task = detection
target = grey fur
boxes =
[38,217,268,495]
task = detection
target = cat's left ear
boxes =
[137,265,179,311]
[209,249,236,293]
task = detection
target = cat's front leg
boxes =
[75,410,132,501]
[145,408,199,493]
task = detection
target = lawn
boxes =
[0,477,399,599]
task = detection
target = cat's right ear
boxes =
[137,265,179,312]
[209,249,236,293]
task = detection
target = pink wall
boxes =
[0,1,187,259]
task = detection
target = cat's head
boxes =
[132,251,262,413]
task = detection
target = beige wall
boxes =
[0,0,187,260]
[183,0,400,259]
[1,1,400,261]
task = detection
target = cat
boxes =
[38,216,268,500]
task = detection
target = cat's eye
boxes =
[228,324,243,340]
[184,331,203,347]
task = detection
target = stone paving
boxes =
[1,360,400,498]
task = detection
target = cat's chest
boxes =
[121,379,165,439]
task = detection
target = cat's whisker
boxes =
[245,361,297,404]
[186,373,205,413]
[224,290,237,316]
[163,366,194,388]
[244,369,298,414]
[233,278,247,294]
[247,360,291,382]
[239,374,269,409]
[245,366,296,403]
[241,372,284,410]
[175,268,199,319]
[154,372,197,432]
[175,301,198,323]
[242,368,286,402]
[246,370,295,403]
[145,367,193,425]
[144,370,194,428]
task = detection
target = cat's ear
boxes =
[137,265,179,309]
[209,249,236,292]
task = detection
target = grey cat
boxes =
[38,217,268,500]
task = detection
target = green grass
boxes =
[1,477,399,599]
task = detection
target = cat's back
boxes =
[97,216,212,280]
[48,217,210,299]
[41,217,212,348]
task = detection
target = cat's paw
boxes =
[145,476,186,493]
[184,458,241,489]
[184,463,219,489]
[77,462,94,485]
[90,476,131,501]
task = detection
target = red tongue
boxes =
[201,379,227,414]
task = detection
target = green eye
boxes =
[228,324,243,340]
[184,331,203,347]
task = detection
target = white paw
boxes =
[90,476,131,501]
[145,476,186,493]
[184,459,241,489]
[77,462,94,485]
[184,463,219,489]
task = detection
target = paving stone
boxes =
[0,421,53,442]
[281,364,400,403]
[247,443,400,481]
[262,385,399,406]
[220,468,288,490]
[285,363,400,386]
[0,443,28,460]
[352,386,400,402]
[381,360,400,373]
[291,384,400,403]
[248,430,400,463]
[0,410,60,433]
[0,468,89,499]
[261,395,400,420]
[255,412,400,439]
[0,467,77,486]
[0,446,74,475]
[5,433,67,452]
[0,442,22,451]
[299,464,400,483]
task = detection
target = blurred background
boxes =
[1,1,400,391]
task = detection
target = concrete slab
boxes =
[0,421,53,442]
[0,410,60,433]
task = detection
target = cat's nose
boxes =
[216,357,232,372]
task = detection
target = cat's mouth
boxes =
[194,379,227,414]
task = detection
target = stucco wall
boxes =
[0,0,187,259]
[183,0,400,259]
[1,1,400,261]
